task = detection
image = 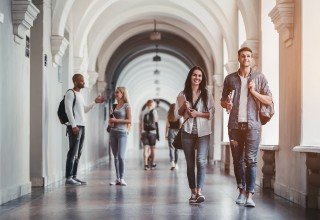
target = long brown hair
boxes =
[167,104,176,122]
[183,66,208,111]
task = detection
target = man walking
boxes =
[64,73,105,185]
[220,47,273,207]
[140,100,158,170]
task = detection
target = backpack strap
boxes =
[66,89,76,118]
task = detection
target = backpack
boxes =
[259,101,275,125]
[143,109,157,131]
[57,89,76,124]
[250,72,274,125]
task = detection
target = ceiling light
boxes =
[150,19,161,41]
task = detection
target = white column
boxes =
[299,0,320,147]
[261,0,279,146]
[212,75,224,161]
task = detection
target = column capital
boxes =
[87,71,99,89]
[224,61,239,74]
[269,2,294,47]
[212,75,224,88]
[51,35,69,67]
[96,81,107,94]
[73,56,84,73]
[12,0,40,44]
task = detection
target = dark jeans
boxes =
[168,128,179,163]
[65,126,85,178]
[228,124,260,193]
[181,130,209,190]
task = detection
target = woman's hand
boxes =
[109,118,117,123]
[183,101,191,110]
[187,109,198,118]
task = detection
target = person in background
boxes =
[108,87,131,186]
[140,100,158,170]
[64,73,105,186]
[175,66,215,204]
[165,103,181,170]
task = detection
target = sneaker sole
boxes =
[236,200,246,205]
[245,203,255,207]
[196,197,205,203]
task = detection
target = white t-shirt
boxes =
[64,90,96,128]
[238,76,248,122]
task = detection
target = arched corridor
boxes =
[2,0,320,216]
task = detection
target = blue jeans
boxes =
[168,128,179,163]
[181,130,209,190]
[110,129,128,179]
[228,126,260,193]
[66,126,85,178]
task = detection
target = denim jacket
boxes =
[221,69,272,129]
[175,89,215,137]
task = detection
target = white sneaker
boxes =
[120,179,127,186]
[170,161,175,170]
[65,178,81,186]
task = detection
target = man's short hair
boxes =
[238,47,252,57]
[72,73,83,82]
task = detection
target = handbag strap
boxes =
[181,92,202,124]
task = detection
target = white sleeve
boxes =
[84,101,96,113]
[174,91,184,120]
[65,90,77,128]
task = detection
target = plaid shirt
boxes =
[221,69,272,129]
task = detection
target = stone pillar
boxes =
[212,74,224,163]
[29,0,50,186]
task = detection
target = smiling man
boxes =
[220,47,273,207]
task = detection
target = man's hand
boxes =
[248,80,256,94]
[95,96,105,103]
[221,100,233,112]
[72,126,80,135]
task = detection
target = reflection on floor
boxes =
[1,148,320,220]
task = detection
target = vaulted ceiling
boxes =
[51,0,258,120]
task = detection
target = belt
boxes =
[238,122,248,130]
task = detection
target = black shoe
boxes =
[151,163,157,169]
[196,193,205,203]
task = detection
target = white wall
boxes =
[301,0,320,146]
[261,0,279,146]
[0,0,32,204]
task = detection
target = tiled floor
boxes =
[1,148,320,220]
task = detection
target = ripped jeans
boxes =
[228,125,260,193]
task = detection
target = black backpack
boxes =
[57,89,76,124]
[143,109,157,131]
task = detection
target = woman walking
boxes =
[175,66,214,204]
[109,87,131,186]
[165,104,181,170]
